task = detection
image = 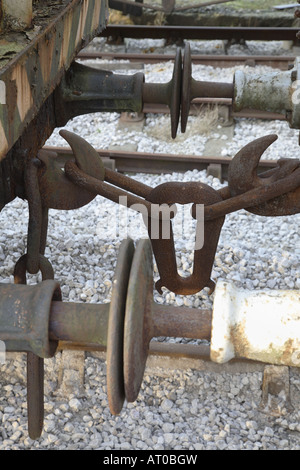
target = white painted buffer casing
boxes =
[210,282,300,367]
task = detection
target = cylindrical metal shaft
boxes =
[49,301,110,347]
[142,82,171,106]
[152,304,212,340]
[191,80,234,100]
[48,300,212,350]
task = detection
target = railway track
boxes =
[100,25,300,43]
[78,50,296,71]
[44,145,278,177]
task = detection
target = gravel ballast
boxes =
[0,37,299,450]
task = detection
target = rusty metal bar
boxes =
[191,81,234,100]
[77,51,296,71]
[152,304,212,340]
[48,301,212,348]
[105,167,153,199]
[64,160,155,214]
[1,0,32,32]
[27,352,44,440]
[205,167,300,220]
[54,62,144,127]
[49,301,110,346]
[100,25,300,42]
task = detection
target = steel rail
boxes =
[143,101,285,120]
[43,145,277,176]
[77,51,295,71]
[100,25,300,42]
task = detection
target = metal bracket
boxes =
[0,280,60,358]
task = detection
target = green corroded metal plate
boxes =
[106,238,135,415]
[0,0,109,161]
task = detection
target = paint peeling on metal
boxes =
[0,0,109,162]
[210,281,300,367]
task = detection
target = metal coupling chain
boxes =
[59,131,299,295]
[13,157,61,440]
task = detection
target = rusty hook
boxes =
[146,181,225,296]
[37,130,105,210]
[228,134,300,216]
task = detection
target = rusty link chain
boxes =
[63,147,300,221]
[33,130,300,297]
[60,132,299,296]
[205,168,300,220]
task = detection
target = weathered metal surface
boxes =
[234,67,293,114]
[37,129,105,210]
[54,62,144,126]
[146,182,225,295]
[0,279,60,357]
[203,135,300,220]
[107,238,135,415]
[47,144,278,177]
[25,158,45,274]
[123,238,213,404]
[1,0,32,33]
[64,153,155,214]
[27,352,44,440]
[13,191,62,439]
[142,48,182,139]
[50,301,110,346]
[210,281,300,367]
[57,47,182,138]
[64,149,226,296]
[0,0,108,162]
[181,42,234,133]
[77,50,296,71]
[233,57,300,129]
[123,238,154,404]
[60,132,298,296]
[0,93,59,209]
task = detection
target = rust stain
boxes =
[11,63,33,122]
[281,338,295,365]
